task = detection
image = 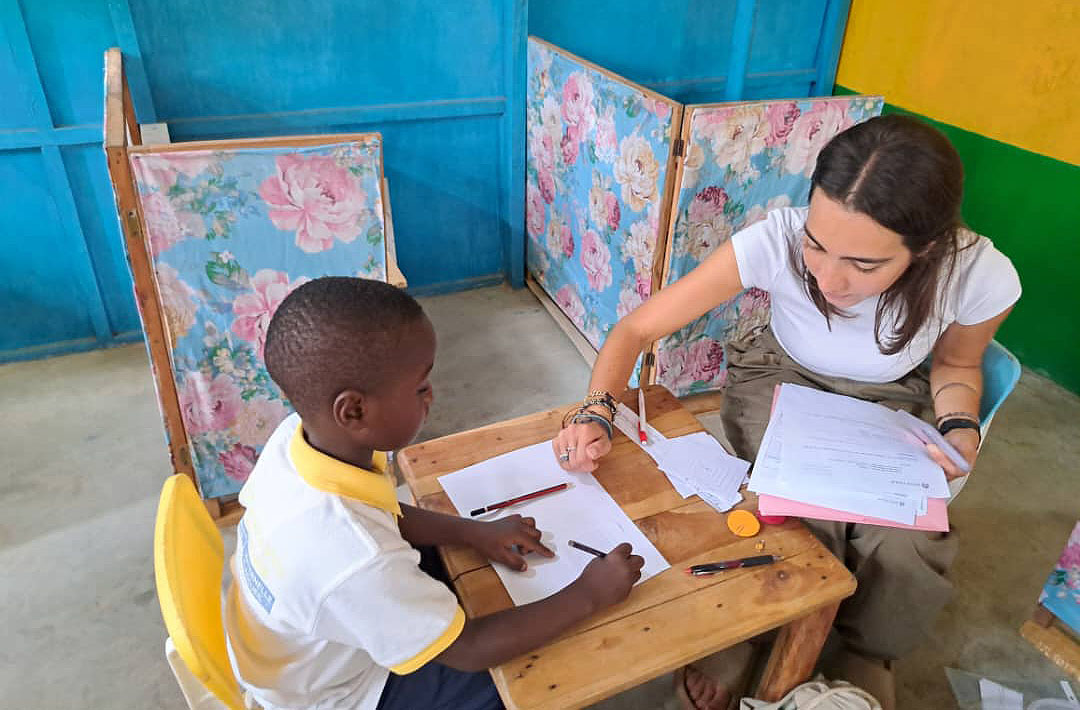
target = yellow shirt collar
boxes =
[289,424,402,517]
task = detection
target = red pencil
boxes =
[637,388,648,445]
[469,483,569,516]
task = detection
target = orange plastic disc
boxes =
[727,509,761,537]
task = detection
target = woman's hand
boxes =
[926,427,979,480]
[466,515,554,571]
[552,420,612,473]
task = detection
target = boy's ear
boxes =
[331,389,369,431]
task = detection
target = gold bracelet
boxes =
[582,392,616,418]
[932,381,979,399]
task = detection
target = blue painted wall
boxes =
[1,0,848,362]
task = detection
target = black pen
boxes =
[686,555,779,576]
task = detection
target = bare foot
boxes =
[682,665,731,710]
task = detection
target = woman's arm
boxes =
[928,307,1012,478]
[554,240,746,472]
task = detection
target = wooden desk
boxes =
[399,385,855,709]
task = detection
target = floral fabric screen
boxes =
[654,96,884,396]
[1039,521,1080,635]
[130,138,387,498]
[526,37,680,350]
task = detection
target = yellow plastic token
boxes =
[727,509,761,537]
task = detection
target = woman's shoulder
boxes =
[758,205,809,234]
[953,227,1017,275]
[945,227,1022,322]
[735,205,808,246]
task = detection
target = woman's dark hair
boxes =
[791,113,967,355]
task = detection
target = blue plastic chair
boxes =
[939,339,1021,499]
[977,339,1022,445]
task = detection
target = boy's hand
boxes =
[467,515,554,571]
[573,542,644,610]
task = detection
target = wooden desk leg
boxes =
[1031,603,1055,628]
[756,602,840,701]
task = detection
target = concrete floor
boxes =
[1,284,1076,709]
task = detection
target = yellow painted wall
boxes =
[836,0,1080,165]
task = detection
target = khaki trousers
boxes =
[719,327,958,661]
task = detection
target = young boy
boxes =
[224,277,644,710]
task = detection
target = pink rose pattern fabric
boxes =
[526,39,677,353]
[129,138,388,497]
[1039,521,1080,635]
[658,97,883,395]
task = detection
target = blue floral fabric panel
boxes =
[656,97,883,396]
[130,138,386,498]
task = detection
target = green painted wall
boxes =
[836,87,1080,394]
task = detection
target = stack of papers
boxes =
[438,441,669,606]
[613,403,750,513]
[749,384,963,531]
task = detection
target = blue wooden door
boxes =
[1,0,847,362]
[529,0,850,103]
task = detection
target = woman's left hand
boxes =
[466,515,554,571]
[926,428,979,480]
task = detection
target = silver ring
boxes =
[558,446,575,462]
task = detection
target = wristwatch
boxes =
[937,417,981,442]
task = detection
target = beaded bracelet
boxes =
[562,402,614,430]
[571,411,614,440]
[562,403,612,428]
[583,390,617,418]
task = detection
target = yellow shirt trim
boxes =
[388,605,466,675]
[289,424,402,517]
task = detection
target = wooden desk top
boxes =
[399,385,855,710]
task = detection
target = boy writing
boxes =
[225,277,644,710]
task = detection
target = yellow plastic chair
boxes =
[154,474,246,710]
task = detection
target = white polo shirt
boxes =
[224,414,465,710]
[732,207,1022,383]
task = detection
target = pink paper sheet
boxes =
[757,493,949,532]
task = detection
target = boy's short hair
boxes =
[264,277,425,416]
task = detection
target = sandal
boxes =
[672,641,756,710]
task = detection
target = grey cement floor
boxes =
[1,284,1076,709]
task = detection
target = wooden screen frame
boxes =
[524,37,685,386]
[104,48,405,524]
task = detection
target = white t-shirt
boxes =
[731,207,1021,383]
[224,414,465,710]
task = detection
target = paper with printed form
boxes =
[614,403,749,512]
[438,441,669,606]
[749,384,954,527]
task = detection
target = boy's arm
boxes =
[399,504,554,570]
[435,544,644,672]
[398,503,475,547]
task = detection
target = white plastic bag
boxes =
[740,677,881,710]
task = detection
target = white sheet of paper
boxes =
[892,409,972,473]
[656,433,749,512]
[779,386,950,499]
[747,390,941,524]
[437,441,669,606]
[978,678,1024,710]
[615,402,749,511]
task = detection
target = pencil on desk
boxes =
[469,482,569,517]
[637,388,648,445]
[567,539,606,557]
